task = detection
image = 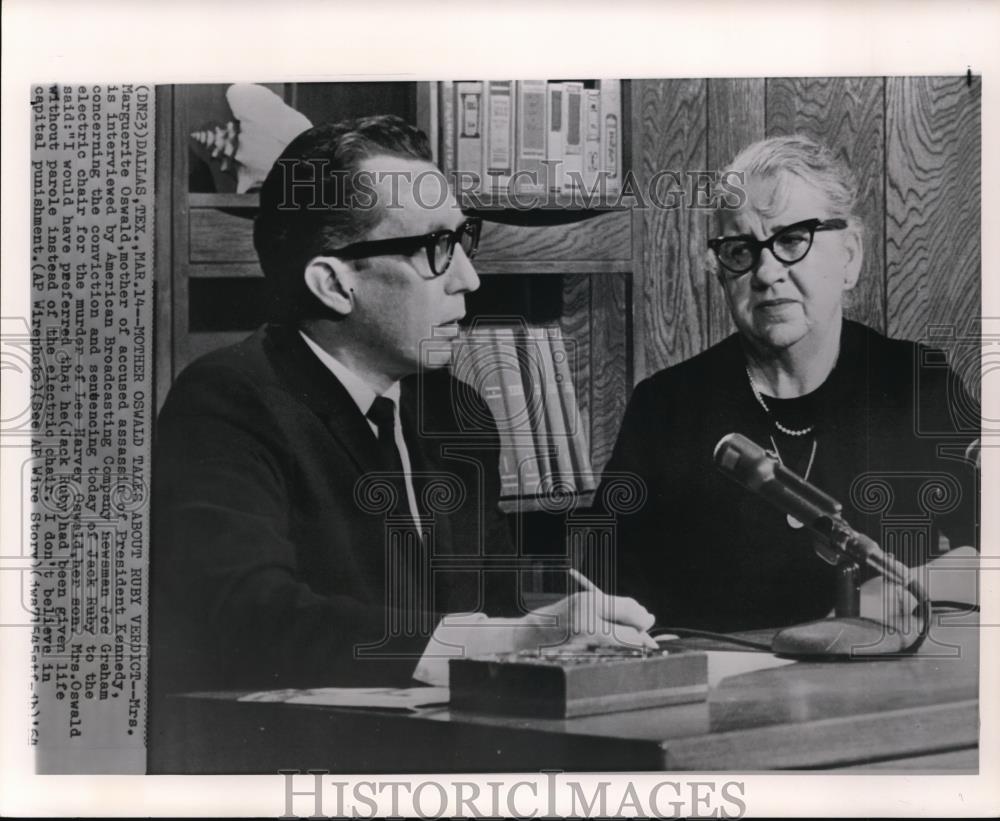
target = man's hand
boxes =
[516,592,657,654]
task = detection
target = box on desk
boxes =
[449,646,708,718]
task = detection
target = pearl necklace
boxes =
[745,366,814,437]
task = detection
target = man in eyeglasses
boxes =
[149,116,655,754]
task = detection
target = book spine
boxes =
[547,326,596,491]
[598,79,622,196]
[531,326,574,486]
[516,326,553,493]
[582,89,601,194]
[484,80,515,194]
[462,330,520,497]
[491,328,541,496]
[515,80,547,196]
[546,82,565,193]
[455,81,484,194]
[428,82,440,167]
[439,81,454,178]
[561,81,584,195]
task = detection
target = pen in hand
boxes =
[567,568,658,650]
[568,567,601,594]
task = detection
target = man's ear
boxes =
[842,226,863,291]
[304,256,356,317]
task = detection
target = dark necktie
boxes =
[366,396,416,528]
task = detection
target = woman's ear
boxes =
[304,256,356,317]
[842,225,863,291]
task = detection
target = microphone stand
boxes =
[772,513,932,659]
[714,433,932,660]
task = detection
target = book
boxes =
[427,83,439,167]
[484,80,515,194]
[490,327,541,495]
[530,326,574,486]
[582,89,602,195]
[515,80,548,196]
[455,81,484,193]
[561,81,584,195]
[546,82,566,193]
[438,80,454,178]
[598,79,622,196]
[458,330,520,496]
[547,326,596,491]
[516,326,554,493]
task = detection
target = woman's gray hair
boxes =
[721,134,860,222]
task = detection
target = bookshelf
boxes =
[155,81,639,516]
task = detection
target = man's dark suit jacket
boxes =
[149,324,515,738]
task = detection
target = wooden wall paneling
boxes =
[706,78,766,346]
[885,76,981,401]
[189,208,258,263]
[589,273,631,476]
[628,83,647,390]
[634,79,710,381]
[766,77,886,332]
[560,275,592,479]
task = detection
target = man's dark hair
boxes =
[253,114,432,321]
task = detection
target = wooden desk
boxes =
[150,618,979,773]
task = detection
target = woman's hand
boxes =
[517,591,657,653]
[858,576,919,625]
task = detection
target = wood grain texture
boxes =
[186,262,264,279]
[189,208,632,265]
[477,211,632,262]
[189,208,258,262]
[662,700,977,770]
[706,78,766,346]
[589,273,630,476]
[560,275,592,478]
[838,747,977,772]
[766,77,886,332]
[634,79,709,381]
[885,76,981,399]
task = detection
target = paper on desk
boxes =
[705,651,795,688]
[238,686,450,710]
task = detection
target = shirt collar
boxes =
[299,330,400,416]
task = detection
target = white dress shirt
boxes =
[300,330,522,686]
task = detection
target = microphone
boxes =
[713,432,928,658]
[713,433,908,586]
[712,432,841,530]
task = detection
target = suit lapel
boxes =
[263,323,383,474]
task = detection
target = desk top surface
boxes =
[160,616,980,773]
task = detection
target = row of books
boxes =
[452,325,597,498]
[436,80,623,199]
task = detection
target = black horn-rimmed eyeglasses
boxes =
[323,217,483,277]
[708,217,848,278]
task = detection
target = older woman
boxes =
[599,135,978,632]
